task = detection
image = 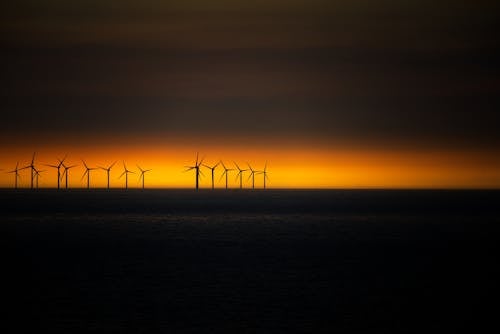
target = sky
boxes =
[1,1,500,188]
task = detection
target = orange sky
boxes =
[1,141,499,189]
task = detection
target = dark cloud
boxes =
[1,1,500,149]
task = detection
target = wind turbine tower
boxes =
[260,162,269,189]
[34,168,44,189]
[247,163,257,189]
[203,161,220,189]
[219,161,234,190]
[137,165,152,189]
[82,160,97,189]
[23,152,37,189]
[234,162,248,189]
[99,161,116,189]
[45,156,66,189]
[184,153,204,190]
[61,163,78,189]
[119,161,134,189]
[8,162,22,189]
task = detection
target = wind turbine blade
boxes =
[195,152,199,165]
[119,171,126,178]
[214,161,220,169]
[220,161,226,169]
[199,169,205,177]
[59,154,67,166]
[110,161,117,169]
[31,152,36,164]
[219,171,226,182]
[234,162,240,171]
[137,164,143,173]
[81,170,88,180]
[198,156,205,166]
[82,160,88,169]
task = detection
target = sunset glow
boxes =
[2,1,499,189]
[1,143,498,189]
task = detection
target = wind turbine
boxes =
[234,162,248,189]
[33,167,45,189]
[247,163,257,189]
[119,161,134,189]
[258,162,270,189]
[203,161,220,189]
[22,152,37,189]
[61,163,78,189]
[7,162,23,189]
[219,161,234,190]
[137,165,151,189]
[81,160,97,189]
[99,161,116,189]
[45,155,66,189]
[184,153,204,190]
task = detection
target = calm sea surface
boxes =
[1,190,499,332]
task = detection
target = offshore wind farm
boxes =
[2,152,271,190]
[2,1,500,333]
[2,150,498,334]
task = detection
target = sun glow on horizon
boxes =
[0,143,499,189]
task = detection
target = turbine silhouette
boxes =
[99,161,117,189]
[61,163,78,189]
[33,167,45,189]
[81,160,97,189]
[184,153,204,190]
[219,161,234,190]
[247,163,257,189]
[119,161,135,189]
[257,162,270,189]
[45,155,66,189]
[22,152,37,189]
[137,165,152,189]
[202,161,220,189]
[234,162,248,189]
[7,162,23,189]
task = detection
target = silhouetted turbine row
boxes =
[4,152,269,190]
[4,152,151,189]
[185,153,269,190]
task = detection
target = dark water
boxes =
[1,190,499,332]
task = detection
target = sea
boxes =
[1,189,499,333]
